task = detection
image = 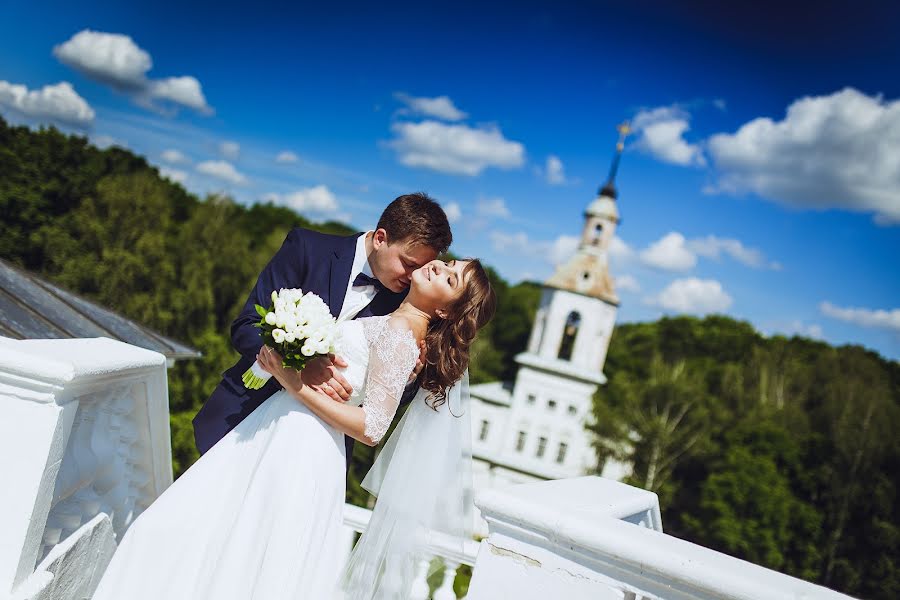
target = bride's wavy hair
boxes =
[420,259,496,409]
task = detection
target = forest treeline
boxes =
[1,117,895,598]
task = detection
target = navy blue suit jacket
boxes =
[192,228,410,467]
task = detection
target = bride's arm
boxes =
[256,347,373,445]
[256,319,419,446]
[298,385,374,444]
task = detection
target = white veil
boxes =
[340,371,473,600]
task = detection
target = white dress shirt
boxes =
[338,232,380,322]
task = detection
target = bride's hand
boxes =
[256,346,304,392]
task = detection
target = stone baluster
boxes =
[409,556,432,599]
[434,558,460,600]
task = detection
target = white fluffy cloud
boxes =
[489,231,577,266]
[632,106,705,167]
[820,301,900,333]
[608,236,634,263]
[476,197,511,219]
[195,160,247,185]
[708,88,900,224]
[390,120,525,176]
[395,93,468,121]
[161,149,189,164]
[651,277,733,314]
[686,235,780,270]
[91,134,120,148]
[489,230,531,254]
[54,29,150,87]
[549,235,579,265]
[219,141,240,160]
[54,29,211,114]
[776,321,825,340]
[159,167,187,183]
[0,80,94,126]
[147,76,209,112]
[632,231,776,272]
[276,151,299,163]
[545,155,567,184]
[615,274,641,293]
[443,201,462,223]
[280,185,340,213]
[640,232,698,272]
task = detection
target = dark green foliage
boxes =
[594,317,899,598]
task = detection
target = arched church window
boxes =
[593,223,603,246]
[556,441,569,464]
[536,436,548,458]
[478,419,490,441]
[558,311,580,361]
[515,431,527,452]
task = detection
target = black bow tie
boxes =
[353,272,384,290]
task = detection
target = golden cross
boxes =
[616,121,632,151]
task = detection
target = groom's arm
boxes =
[397,339,424,406]
[399,379,420,407]
[230,228,309,361]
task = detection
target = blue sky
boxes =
[2,0,898,360]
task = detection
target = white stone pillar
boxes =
[0,337,172,600]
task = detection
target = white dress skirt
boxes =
[91,315,419,600]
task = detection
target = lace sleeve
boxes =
[361,317,419,444]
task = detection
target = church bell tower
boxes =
[526,122,629,379]
[468,123,631,488]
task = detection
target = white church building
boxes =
[470,126,631,495]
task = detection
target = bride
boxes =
[92,258,496,599]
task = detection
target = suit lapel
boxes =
[328,233,362,318]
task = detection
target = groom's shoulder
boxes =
[287,227,362,249]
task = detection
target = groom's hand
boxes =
[301,354,353,402]
[408,340,426,385]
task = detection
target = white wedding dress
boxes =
[92,315,419,600]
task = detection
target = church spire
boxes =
[598,121,631,200]
[545,123,627,305]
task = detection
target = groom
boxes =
[193,192,452,465]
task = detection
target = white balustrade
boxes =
[341,502,479,599]
[0,335,863,600]
[0,337,172,600]
[465,476,857,600]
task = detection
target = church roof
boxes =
[545,252,619,305]
[585,193,619,221]
[469,381,513,406]
[0,258,201,361]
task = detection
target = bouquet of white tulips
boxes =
[241,288,340,390]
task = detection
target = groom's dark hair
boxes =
[377,192,452,253]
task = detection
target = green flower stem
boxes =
[241,366,270,390]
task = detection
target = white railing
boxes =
[341,503,480,599]
[0,336,860,600]
[466,476,857,600]
[0,337,172,600]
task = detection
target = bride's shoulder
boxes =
[385,314,414,331]
[361,315,417,348]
